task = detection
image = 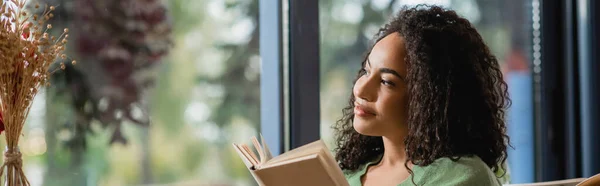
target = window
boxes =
[18,0,260,185]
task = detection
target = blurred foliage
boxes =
[21,0,260,185]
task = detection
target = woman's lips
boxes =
[354,104,376,117]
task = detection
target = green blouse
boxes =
[344,155,507,186]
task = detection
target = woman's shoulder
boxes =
[408,156,502,186]
[429,155,491,171]
[343,155,383,185]
[343,164,368,185]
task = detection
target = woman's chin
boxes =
[353,120,379,136]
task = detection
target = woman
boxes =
[335,5,510,186]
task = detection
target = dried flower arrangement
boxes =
[0,0,73,185]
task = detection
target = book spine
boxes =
[249,166,267,186]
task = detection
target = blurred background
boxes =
[1,0,598,185]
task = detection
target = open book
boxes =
[232,135,349,186]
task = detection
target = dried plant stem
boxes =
[0,147,27,186]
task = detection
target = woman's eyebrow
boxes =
[368,58,405,80]
[379,68,405,80]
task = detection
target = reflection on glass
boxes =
[14,0,260,185]
[319,0,533,184]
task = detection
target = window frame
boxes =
[259,0,321,154]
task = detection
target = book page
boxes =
[233,143,260,168]
[260,134,273,161]
[234,135,275,169]
[232,144,254,168]
[241,144,260,166]
[260,153,320,170]
[265,140,326,166]
[251,137,266,165]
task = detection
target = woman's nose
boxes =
[353,76,377,102]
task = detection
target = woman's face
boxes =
[353,33,409,137]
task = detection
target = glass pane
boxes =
[319,0,534,183]
[9,0,260,185]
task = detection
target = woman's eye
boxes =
[362,69,370,76]
[381,80,395,86]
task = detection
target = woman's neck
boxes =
[379,135,408,167]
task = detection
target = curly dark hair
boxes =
[334,5,511,175]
